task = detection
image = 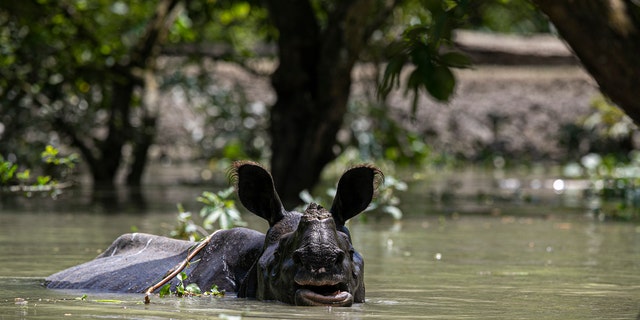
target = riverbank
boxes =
[148,31,622,167]
[384,65,598,162]
[152,65,600,165]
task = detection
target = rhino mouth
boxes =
[294,283,353,307]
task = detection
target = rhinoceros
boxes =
[45,161,382,306]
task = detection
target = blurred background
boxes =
[2,2,640,318]
[1,0,640,221]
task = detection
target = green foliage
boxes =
[174,1,273,58]
[554,96,640,221]
[160,68,270,161]
[41,145,78,168]
[0,157,18,185]
[464,0,551,34]
[346,100,434,166]
[198,188,245,230]
[158,272,225,298]
[207,284,225,297]
[0,0,171,182]
[378,0,471,111]
[561,96,637,160]
[0,145,78,196]
[0,0,155,113]
[171,187,245,241]
[581,96,637,141]
[562,152,640,221]
[170,205,204,242]
[1,0,556,198]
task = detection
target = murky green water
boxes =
[1,171,639,319]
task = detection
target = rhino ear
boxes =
[230,161,285,226]
[330,165,383,226]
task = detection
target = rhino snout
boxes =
[293,247,345,273]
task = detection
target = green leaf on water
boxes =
[159,283,171,298]
[205,284,225,297]
[176,284,185,296]
[185,283,201,294]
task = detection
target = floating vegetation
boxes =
[145,230,224,304]
[158,272,225,298]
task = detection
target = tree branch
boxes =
[143,229,221,304]
[132,0,183,68]
[53,117,99,175]
[533,0,640,122]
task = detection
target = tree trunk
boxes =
[126,115,157,185]
[265,0,321,207]
[64,0,180,188]
[100,79,134,185]
[265,0,396,207]
[533,1,640,122]
[124,0,180,186]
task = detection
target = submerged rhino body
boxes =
[45,161,382,306]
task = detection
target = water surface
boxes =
[1,174,639,319]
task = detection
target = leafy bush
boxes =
[0,145,78,197]
[171,187,245,241]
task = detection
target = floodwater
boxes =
[1,167,639,319]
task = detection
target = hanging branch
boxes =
[143,229,221,304]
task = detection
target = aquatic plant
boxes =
[158,272,225,298]
[0,145,78,197]
[197,188,246,230]
[564,152,640,220]
[171,187,246,241]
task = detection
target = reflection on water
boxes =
[1,169,640,319]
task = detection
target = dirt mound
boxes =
[152,31,605,164]
[385,65,598,161]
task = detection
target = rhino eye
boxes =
[338,231,352,243]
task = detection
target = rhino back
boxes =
[45,229,265,294]
[187,227,265,293]
[45,233,195,292]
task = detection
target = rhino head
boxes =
[232,161,382,306]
